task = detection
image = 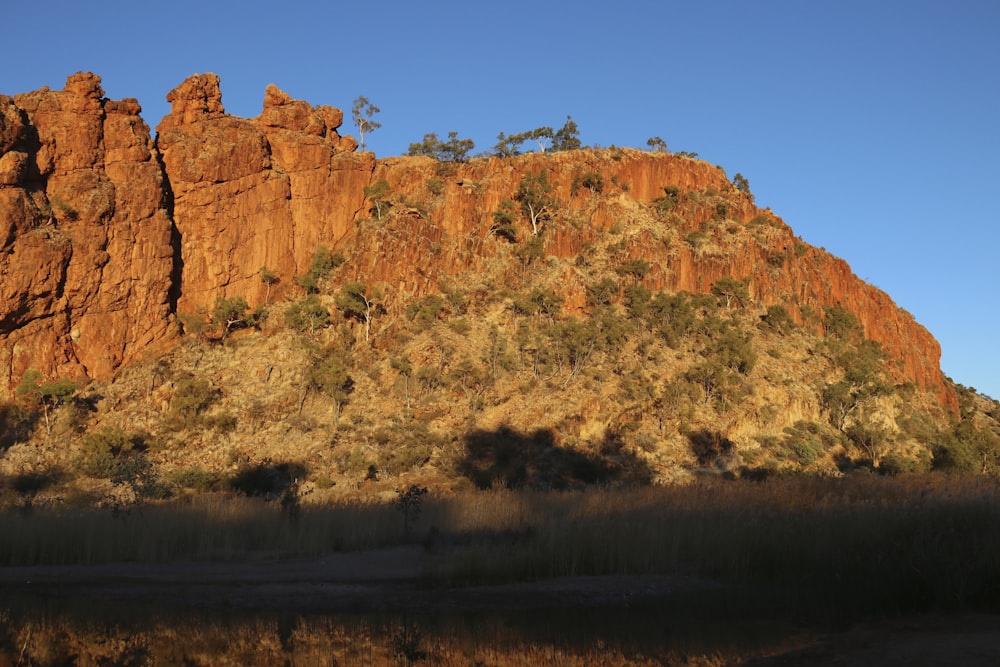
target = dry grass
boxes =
[3,474,1000,618]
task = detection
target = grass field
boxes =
[3,473,999,618]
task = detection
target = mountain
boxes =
[2,72,996,498]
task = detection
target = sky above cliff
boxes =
[3,0,999,398]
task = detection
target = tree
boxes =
[16,370,78,432]
[391,355,413,410]
[495,126,553,154]
[514,171,557,236]
[407,131,475,162]
[615,259,651,286]
[586,277,619,307]
[285,294,330,333]
[647,137,668,152]
[259,267,278,304]
[711,276,750,309]
[552,116,581,151]
[364,179,393,220]
[651,185,681,213]
[336,281,383,342]
[491,199,519,242]
[352,96,381,152]
[492,132,519,158]
[732,172,753,202]
[845,423,892,469]
[525,126,555,152]
[306,346,354,422]
[211,296,252,341]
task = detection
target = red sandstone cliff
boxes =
[0,73,174,391]
[0,72,957,413]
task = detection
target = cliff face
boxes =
[156,74,372,313]
[0,73,174,390]
[0,73,957,412]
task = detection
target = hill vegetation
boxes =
[1,73,998,512]
[2,145,998,510]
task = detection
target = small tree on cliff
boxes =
[305,345,354,423]
[352,96,381,152]
[16,370,79,432]
[336,281,383,343]
[514,171,557,236]
[364,179,394,220]
[552,116,581,151]
[211,296,253,341]
[407,132,475,162]
[260,267,279,304]
[647,136,668,152]
[711,276,750,309]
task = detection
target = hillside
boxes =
[2,72,998,504]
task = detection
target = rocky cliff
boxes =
[0,72,957,412]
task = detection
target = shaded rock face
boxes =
[0,72,957,413]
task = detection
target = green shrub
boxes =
[171,376,220,420]
[295,245,344,292]
[760,304,795,334]
[571,171,604,196]
[405,294,448,326]
[285,294,330,333]
[77,427,137,476]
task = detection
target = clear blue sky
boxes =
[3,0,998,398]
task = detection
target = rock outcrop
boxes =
[0,72,957,413]
[156,74,372,313]
[0,73,174,391]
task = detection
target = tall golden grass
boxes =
[3,474,999,614]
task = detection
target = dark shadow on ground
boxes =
[458,426,654,490]
[228,460,307,499]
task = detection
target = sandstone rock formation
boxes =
[156,74,372,313]
[0,73,174,391]
[0,72,957,413]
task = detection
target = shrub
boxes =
[228,461,306,498]
[405,294,448,326]
[586,277,618,307]
[285,294,330,333]
[171,376,221,420]
[615,259,651,284]
[760,304,795,334]
[426,178,444,196]
[295,245,344,293]
[706,325,757,375]
[0,402,35,449]
[651,185,681,213]
[823,304,863,341]
[571,171,604,196]
[76,427,154,487]
[491,199,519,242]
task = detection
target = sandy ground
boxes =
[2,547,999,665]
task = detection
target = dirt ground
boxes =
[2,546,999,666]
